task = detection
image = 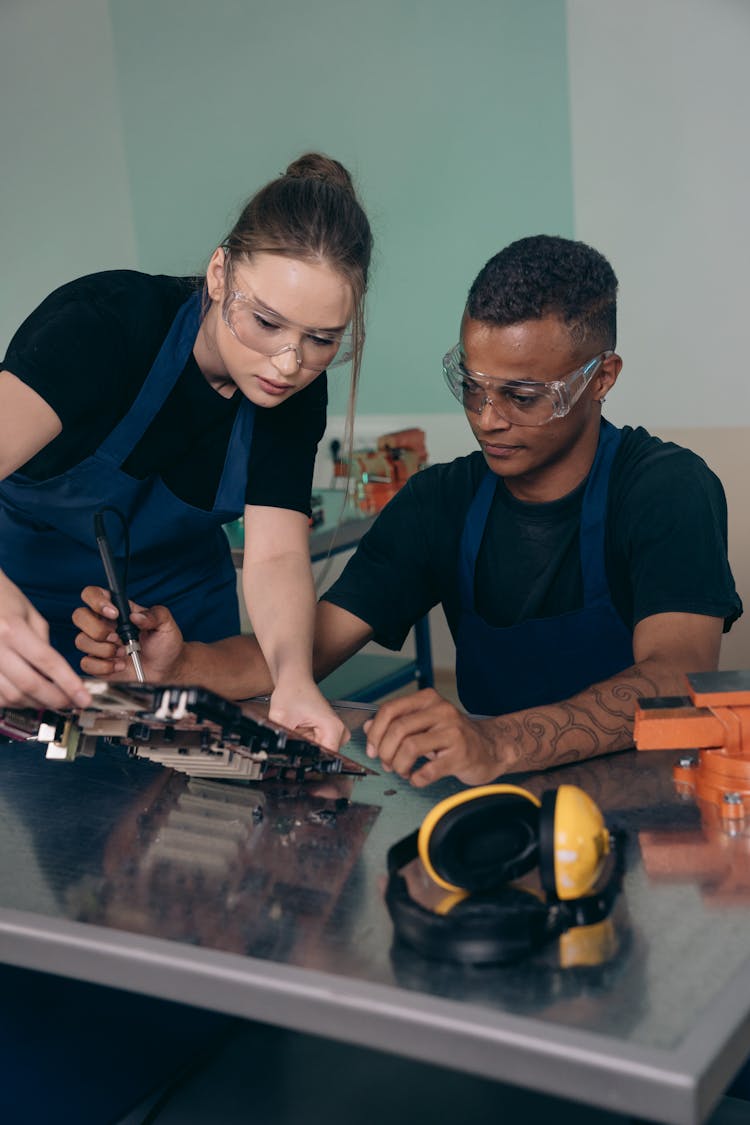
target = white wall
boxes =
[0,0,137,352]
[567,0,750,667]
[566,0,750,429]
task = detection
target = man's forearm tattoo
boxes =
[491,665,662,772]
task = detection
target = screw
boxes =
[723,792,742,805]
[678,755,697,768]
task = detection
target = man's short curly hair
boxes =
[467,235,618,350]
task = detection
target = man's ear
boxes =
[205,247,228,303]
[595,352,622,402]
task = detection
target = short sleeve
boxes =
[322,471,448,650]
[3,286,127,433]
[614,444,742,632]
[244,374,328,515]
[1,271,192,480]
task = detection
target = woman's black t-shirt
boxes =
[2,271,328,513]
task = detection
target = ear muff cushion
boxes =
[386,874,553,965]
[421,788,540,894]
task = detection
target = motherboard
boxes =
[0,680,371,781]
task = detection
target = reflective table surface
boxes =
[1,712,750,1125]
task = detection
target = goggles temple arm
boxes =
[560,355,604,413]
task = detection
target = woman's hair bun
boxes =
[284,152,356,197]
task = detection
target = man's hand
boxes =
[362,615,726,788]
[0,570,90,709]
[363,689,507,787]
[73,586,186,682]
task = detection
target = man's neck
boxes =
[502,417,603,504]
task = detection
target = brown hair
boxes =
[222,153,372,439]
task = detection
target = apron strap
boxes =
[458,470,496,612]
[579,419,622,607]
[98,292,203,467]
[214,397,256,511]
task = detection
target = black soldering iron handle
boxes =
[94,512,140,647]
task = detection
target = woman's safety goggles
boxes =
[222,288,353,372]
[442,345,611,426]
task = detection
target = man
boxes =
[73,236,742,786]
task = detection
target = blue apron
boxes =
[455,420,634,716]
[0,293,255,667]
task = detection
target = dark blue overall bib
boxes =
[455,420,634,716]
[0,292,254,666]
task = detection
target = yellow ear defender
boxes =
[386,784,623,965]
[538,785,611,900]
[418,785,542,893]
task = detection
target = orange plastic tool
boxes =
[634,671,750,821]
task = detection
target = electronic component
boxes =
[0,680,373,782]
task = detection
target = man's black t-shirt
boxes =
[323,426,743,649]
[2,271,328,513]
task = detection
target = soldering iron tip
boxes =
[127,644,146,684]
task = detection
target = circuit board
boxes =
[0,680,372,782]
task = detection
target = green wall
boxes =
[0,0,137,353]
[108,0,573,415]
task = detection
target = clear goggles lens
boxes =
[224,293,353,371]
[442,345,603,426]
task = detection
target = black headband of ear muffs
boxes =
[386,829,556,965]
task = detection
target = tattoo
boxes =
[489,664,663,773]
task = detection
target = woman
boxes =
[0,153,372,749]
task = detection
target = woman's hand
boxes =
[0,570,90,709]
[269,678,350,752]
[73,586,187,683]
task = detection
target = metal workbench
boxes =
[1,713,749,1123]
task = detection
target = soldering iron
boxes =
[94,508,145,683]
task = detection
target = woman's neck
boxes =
[192,305,237,398]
